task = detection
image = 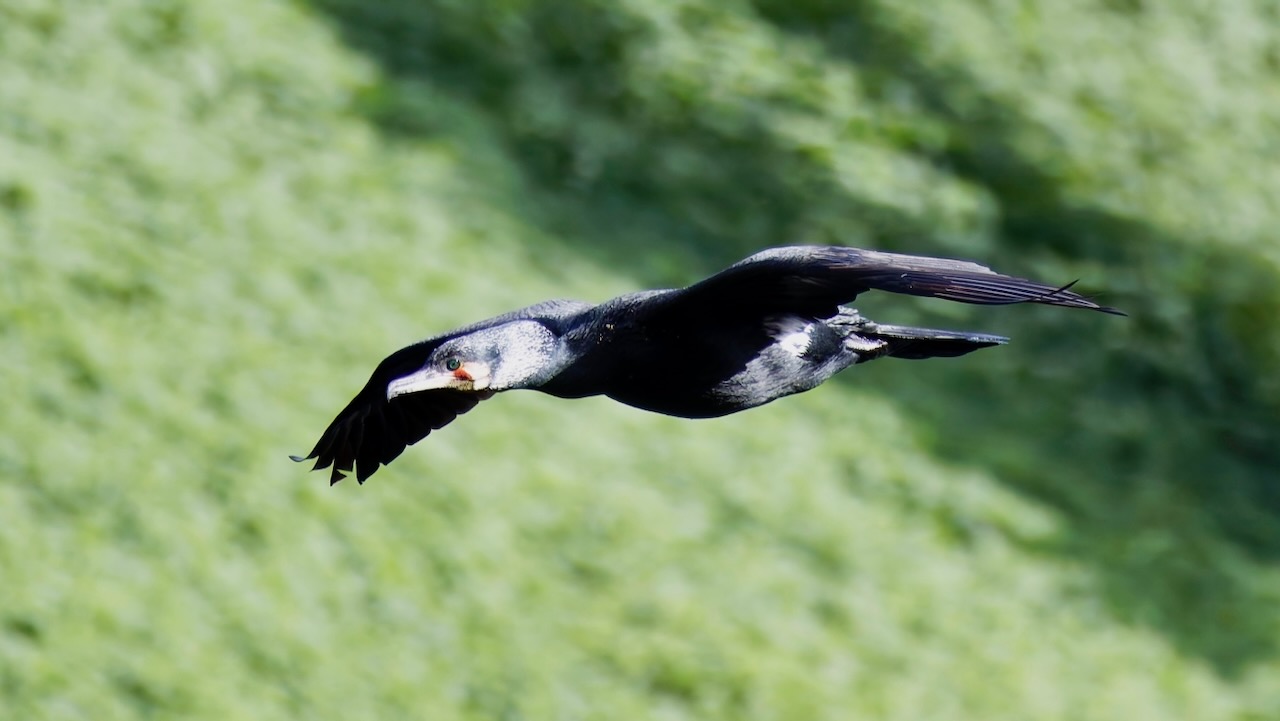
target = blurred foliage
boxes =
[2,0,1279,719]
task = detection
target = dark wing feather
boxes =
[293,378,490,485]
[292,335,484,485]
[661,246,1123,318]
[293,298,593,485]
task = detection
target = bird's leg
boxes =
[824,307,893,362]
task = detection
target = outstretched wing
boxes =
[291,343,492,485]
[294,298,593,485]
[661,246,1124,318]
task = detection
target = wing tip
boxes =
[1036,280,1126,316]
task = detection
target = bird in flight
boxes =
[294,246,1121,484]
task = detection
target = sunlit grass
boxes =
[2,1,1278,719]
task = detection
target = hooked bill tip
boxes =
[289,454,308,463]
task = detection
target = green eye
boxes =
[445,357,462,372]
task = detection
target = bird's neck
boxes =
[529,320,622,399]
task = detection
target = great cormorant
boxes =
[294,246,1121,484]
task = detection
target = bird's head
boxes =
[386,320,561,400]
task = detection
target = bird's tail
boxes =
[854,321,1009,361]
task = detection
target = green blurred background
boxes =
[3,0,1279,718]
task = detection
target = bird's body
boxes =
[551,300,874,417]
[295,246,1121,484]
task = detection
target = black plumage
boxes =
[294,246,1121,484]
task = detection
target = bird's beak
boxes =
[386,363,492,400]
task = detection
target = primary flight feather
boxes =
[294,246,1122,484]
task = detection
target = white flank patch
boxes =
[778,323,814,356]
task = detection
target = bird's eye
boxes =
[445,357,462,372]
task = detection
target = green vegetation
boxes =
[3,0,1279,718]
